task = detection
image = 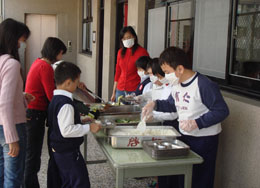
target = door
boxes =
[24,14,57,78]
[97,0,105,99]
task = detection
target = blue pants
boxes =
[0,123,26,188]
[158,134,219,188]
[115,89,135,102]
[53,149,90,188]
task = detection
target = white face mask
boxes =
[165,72,179,86]
[18,41,27,59]
[137,71,145,78]
[122,38,135,48]
[159,77,169,85]
[150,75,158,84]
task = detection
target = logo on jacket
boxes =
[139,84,143,91]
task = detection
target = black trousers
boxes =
[24,109,46,188]
[158,134,219,188]
[53,149,90,188]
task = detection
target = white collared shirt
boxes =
[54,89,90,138]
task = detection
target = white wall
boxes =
[77,0,100,93]
[4,0,78,63]
[215,92,260,188]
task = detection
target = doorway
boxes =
[97,0,104,99]
[114,0,128,70]
[24,14,57,79]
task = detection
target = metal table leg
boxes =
[116,168,124,188]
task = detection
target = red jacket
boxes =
[114,46,149,91]
[25,58,55,111]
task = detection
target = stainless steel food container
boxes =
[98,114,162,126]
[107,126,181,148]
[100,105,141,116]
[142,139,190,159]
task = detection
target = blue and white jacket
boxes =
[155,72,229,137]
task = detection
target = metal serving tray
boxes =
[98,114,162,127]
[100,105,141,116]
[142,139,190,160]
[107,126,180,148]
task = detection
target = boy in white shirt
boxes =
[48,62,101,188]
[143,47,229,188]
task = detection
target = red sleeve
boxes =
[114,49,122,82]
[40,64,55,101]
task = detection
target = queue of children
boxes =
[0,17,229,188]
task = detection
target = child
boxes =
[48,61,101,188]
[24,37,67,187]
[146,58,178,125]
[142,47,229,188]
[134,56,153,96]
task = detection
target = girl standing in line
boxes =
[0,18,33,188]
[24,37,67,188]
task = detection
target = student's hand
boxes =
[8,141,20,157]
[24,92,35,104]
[134,95,143,103]
[142,101,155,119]
[90,123,102,133]
[110,93,116,102]
[179,120,198,132]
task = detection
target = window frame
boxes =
[223,0,260,99]
[82,0,93,55]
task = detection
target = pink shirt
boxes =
[0,55,26,143]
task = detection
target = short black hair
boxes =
[147,58,165,77]
[159,47,189,69]
[54,61,81,85]
[135,56,151,70]
[41,37,67,63]
[0,18,30,61]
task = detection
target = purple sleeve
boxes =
[155,94,177,113]
[195,74,229,129]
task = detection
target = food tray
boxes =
[100,105,141,115]
[142,139,190,160]
[107,126,181,148]
[98,114,162,127]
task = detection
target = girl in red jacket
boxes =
[111,26,149,102]
[24,37,67,188]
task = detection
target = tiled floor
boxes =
[38,131,154,188]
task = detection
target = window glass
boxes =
[167,1,194,68]
[231,1,260,81]
[82,0,92,53]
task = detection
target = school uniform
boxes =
[151,83,178,125]
[155,72,229,188]
[48,89,91,188]
[135,75,153,96]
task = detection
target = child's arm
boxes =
[195,76,229,129]
[155,94,177,113]
[57,104,91,137]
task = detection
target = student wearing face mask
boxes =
[145,58,178,125]
[134,56,152,96]
[111,26,149,102]
[0,18,34,188]
[142,47,229,188]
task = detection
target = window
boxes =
[146,0,194,63]
[82,0,93,54]
[229,0,260,96]
[167,0,194,68]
